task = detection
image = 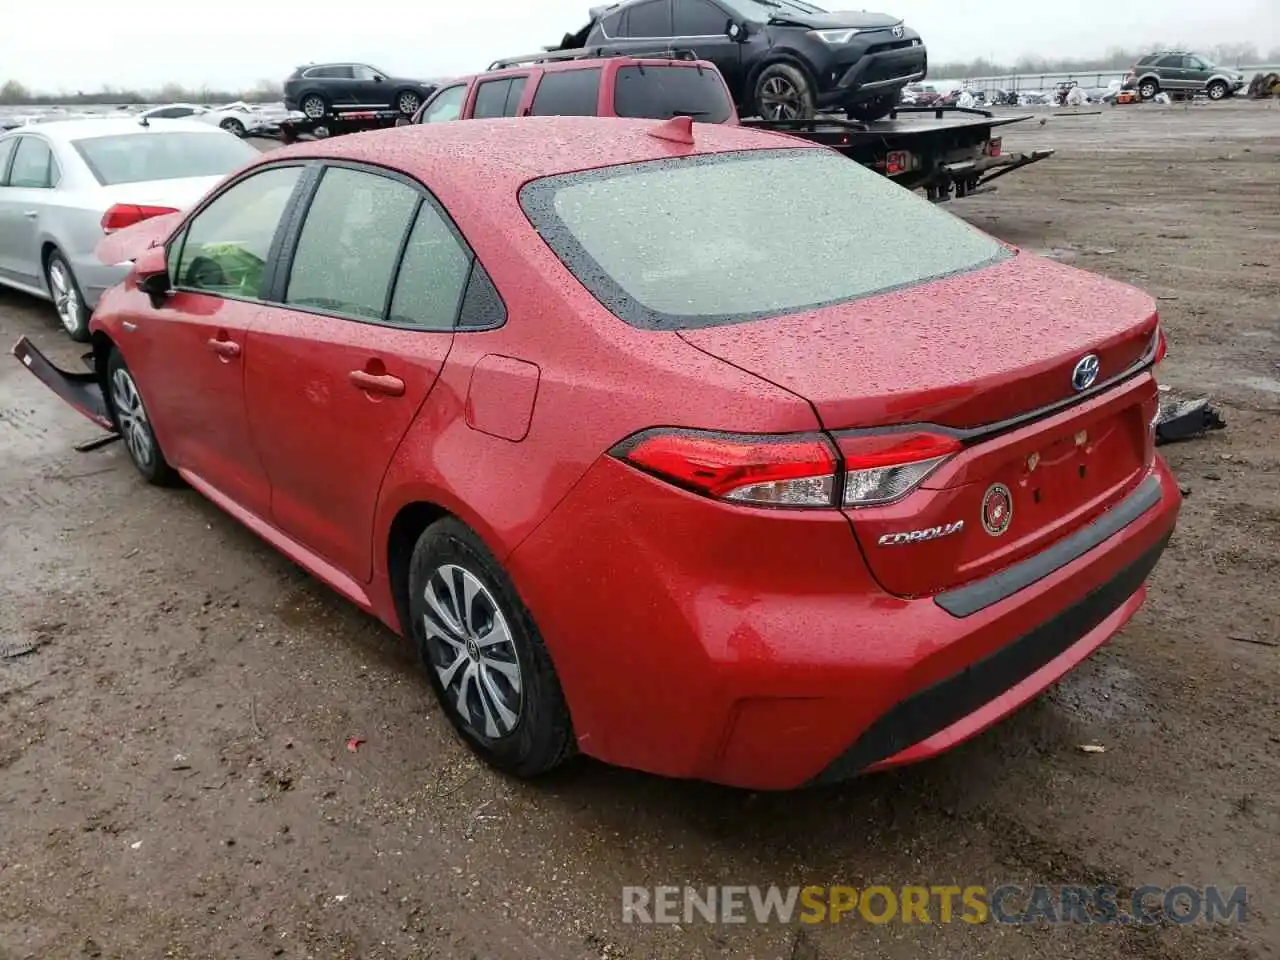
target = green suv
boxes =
[1125,51,1246,101]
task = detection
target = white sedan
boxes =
[0,117,259,340]
[136,101,275,137]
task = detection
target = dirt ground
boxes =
[1,99,1277,960]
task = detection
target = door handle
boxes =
[348,369,405,397]
[23,211,38,219]
[207,338,241,359]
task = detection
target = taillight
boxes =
[612,429,838,507]
[1153,324,1168,364]
[101,204,178,234]
[610,427,961,509]
[984,137,1002,157]
[834,431,961,506]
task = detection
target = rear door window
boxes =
[285,167,420,321]
[624,0,674,36]
[388,202,474,330]
[1155,56,1182,68]
[614,65,732,122]
[8,137,57,188]
[529,69,602,116]
[673,0,728,35]
[0,137,17,184]
[473,76,530,118]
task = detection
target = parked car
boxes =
[136,101,274,137]
[0,118,259,340]
[1126,51,1246,101]
[902,82,940,105]
[283,63,440,118]
[550,0,927,121]
[412,53,737,125]
[19,115,1179,790]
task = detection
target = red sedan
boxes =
[15,115,1180,790]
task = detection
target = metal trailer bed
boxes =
[743,105,1054,200]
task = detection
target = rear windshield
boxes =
[613,66,733,123]
[72,131,259,186]
[520,148,1009,330]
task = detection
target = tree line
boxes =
[927,42,1280,80]
[0,79,284,106]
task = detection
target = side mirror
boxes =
[373,74,385,83]
[726,20,744,40]
[134,244,171,307]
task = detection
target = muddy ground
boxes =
[1,99,1277,960]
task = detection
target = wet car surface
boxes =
[1,101,1277,959]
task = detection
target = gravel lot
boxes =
[1,100,1277,960]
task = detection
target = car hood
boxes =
[767,10,903,30]
[677,251,1159,431]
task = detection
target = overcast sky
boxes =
[5,0,1278,91]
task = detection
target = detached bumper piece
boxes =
[1154,397,1226,445]
[11,336,116,434]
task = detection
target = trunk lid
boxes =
[95,210,186,266]
[679,252,1162,598]
[677,253,1158,431]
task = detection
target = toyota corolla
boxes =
[13,115,1180,790]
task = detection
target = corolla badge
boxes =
[891,24,905,38]
[878,520,964,547]
[981,483,1013,537]
[1071,354,1101,392]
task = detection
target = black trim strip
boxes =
[810,529,1172,785]
[936,474,1163,618]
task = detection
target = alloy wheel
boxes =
[302,97,325,119]
[48,260,81,335]
[110,368,154,469]
[760,77,803,120]
[422,564,523,739]
[398,92,421,115]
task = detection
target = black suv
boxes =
[1126,51,1246,102]
[552,0,927,121]
[284,63,440,118]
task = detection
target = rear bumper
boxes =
[509,455,1180,790]
[68,253,128,310]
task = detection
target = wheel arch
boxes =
[385,500,453,636]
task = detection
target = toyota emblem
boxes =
[1071,354,1100,392]
[981,483,1013,537]
[891,24,905,38]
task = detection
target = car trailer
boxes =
[743,105,1054,201]
[262,108,408,144]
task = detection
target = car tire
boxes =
[300,94,328,119]
[105,347,179,486]
[408,517,575,779]
[1206,80,1229,101]
[395,90,422,116]
[752,62,816,121]
[1138,79,1159,100]
[846,90,902,122]
[220,117,246,136]
[44,249,90,343]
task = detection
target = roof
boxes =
[0,117,224,141]
[276,115,806,190]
